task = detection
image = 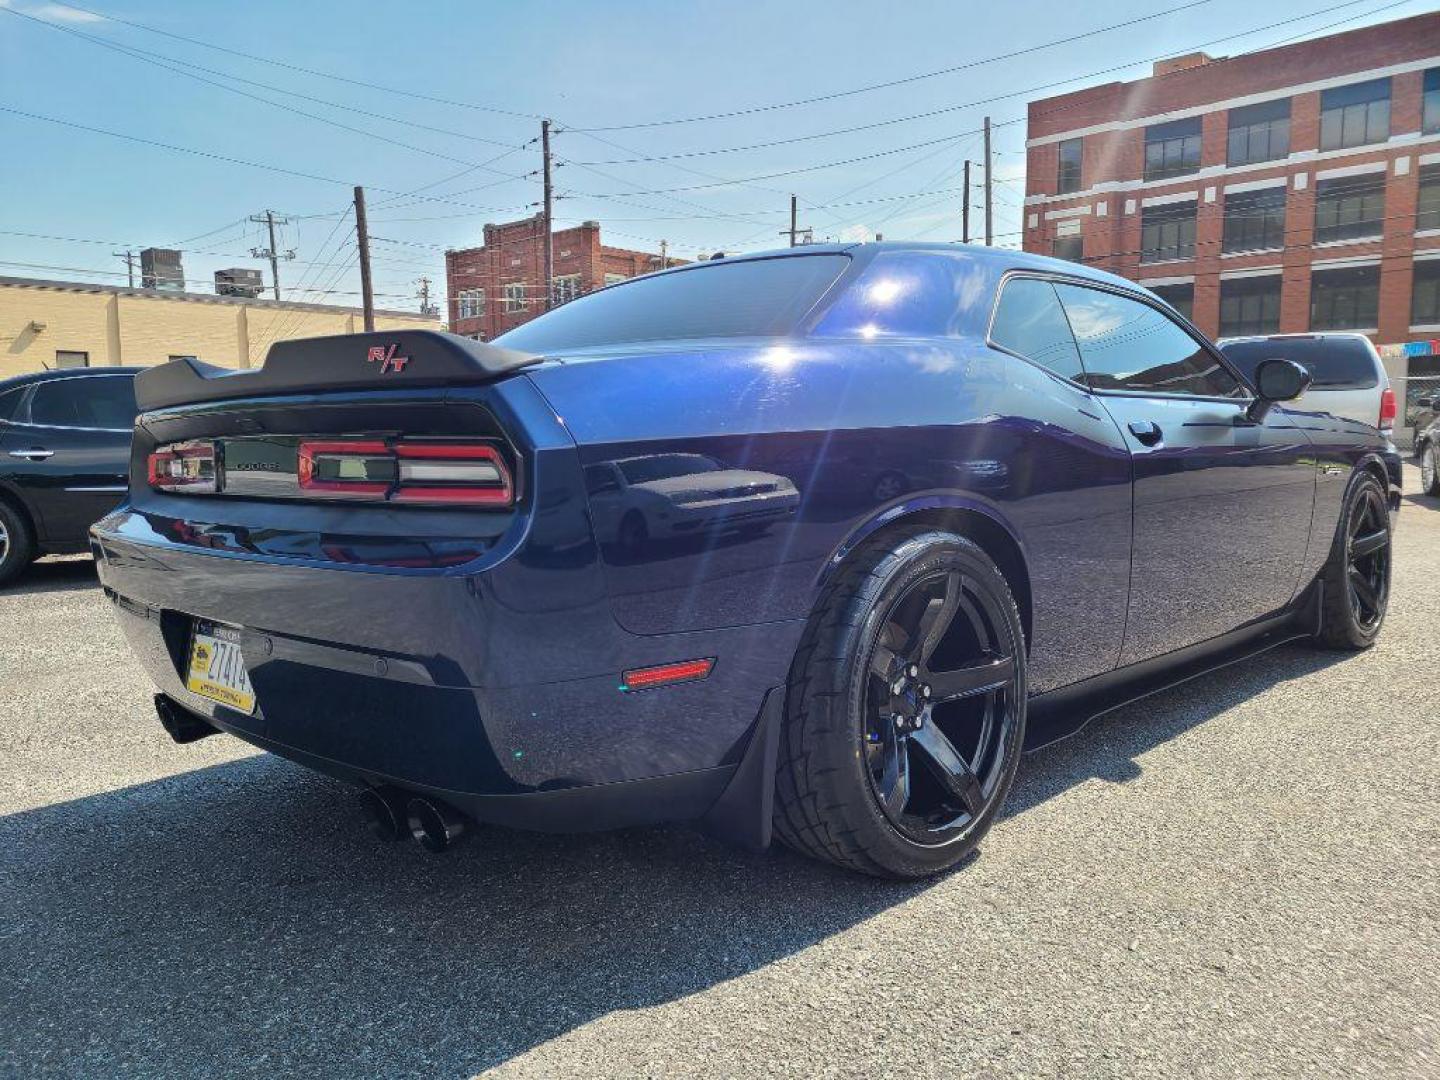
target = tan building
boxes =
[0,274,439,380]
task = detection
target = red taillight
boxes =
[293,438,514,506]
[393,442,513,506]
[297,440,392,498]
[621,658,715,692]
[147,441,217,493]
[1379,387,1397,428]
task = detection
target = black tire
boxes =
[0,499,37,588]
[1421,441,1440,496]
[774,526,1027,879]
[1314,471,1392,650]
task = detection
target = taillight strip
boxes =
[297,440,392,498]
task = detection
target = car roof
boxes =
[646,241,1148,296]
[0,367,142,392]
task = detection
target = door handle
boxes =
[8,448,54,461]
[1127,420,1163,447]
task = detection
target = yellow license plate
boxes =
[185,620,256,715]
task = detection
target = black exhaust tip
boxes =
[358,787,410,842]
[154,694,218,744]
[407,797,468,853]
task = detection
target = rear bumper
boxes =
[94,518,803,828]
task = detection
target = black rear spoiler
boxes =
[134,330,540,413]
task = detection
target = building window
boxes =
[1149,283,1194,321]
[1227,99,1290,166]
[1419,164,1440,232]
[1313,174,1385,244]
[502,282,527,313]
[1143,117,1202,182]
[551,274,581,306]
[457,288,484,320]
[54,350,89,369]
[604,273,628,286]
[1319,78,1390,151]
[1051,235,1083,263]
[1219,276,1282,337]
[1414,260,1440,326]
[1426,69,1440,135]
[1223,187,1286,253]
[1310,265,1380,330]
[1056,137,1083,194]
[1141,201,1197,263]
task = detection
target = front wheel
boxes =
[1314,472,1392,650]
[774,527,1026,879]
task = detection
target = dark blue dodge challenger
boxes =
[94,244,1401,878]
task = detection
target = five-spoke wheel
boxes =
[774,527,1026,879]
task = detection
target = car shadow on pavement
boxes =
[0,644,1345,1077]
[6,556,98,595]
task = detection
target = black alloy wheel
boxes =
[863,568,1019,844]
[774,527,1027,878]
[1344,482,1390,634]
[1316,472,1391,650]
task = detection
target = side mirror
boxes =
[1246,357,1313,423]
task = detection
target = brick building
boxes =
[444,215,678,340]
[1022,11,1440,425]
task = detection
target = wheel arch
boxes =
[819,498,1033,653]
[0,481,38,539]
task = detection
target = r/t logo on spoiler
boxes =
[366,343,411,374]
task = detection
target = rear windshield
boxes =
[1219,337,1379,389]
[494,254,850,352]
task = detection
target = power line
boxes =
[40,0,543,122]
[568,0,1217,131]
[1,7,534,183]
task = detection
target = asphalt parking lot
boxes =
[1,467,1436,1080]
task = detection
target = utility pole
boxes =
[789,194,798,247]
[541,118,554,311]
[983,116,993,247]
[962,160,971,244]
[113,249,137,288]
[248,209,295,301]
[660,240,669,270]
[417,276,438,317]
[354,186,375,332]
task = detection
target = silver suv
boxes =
[1218,333,1395,436]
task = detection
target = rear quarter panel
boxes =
[528,336,1135,695]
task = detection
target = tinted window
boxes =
[495,255,849,352]
[28,375,137,429]
[1222,187,1286,253]
[0,386,26,423]
[1310,266,1379,331]
[1141,201,1197,263]
[989,277,1084,383]
[1144,117,1202,181]
[1054,284,1242,397]
[1219,336,1377,389]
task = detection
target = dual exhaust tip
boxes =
[359,786,469,853]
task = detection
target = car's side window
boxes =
[28,376,138,430]
[989,277,1085,383]
[0,387,25,424]
[1053,283,1245,398]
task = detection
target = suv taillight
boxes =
[147,441,217,493]
[1379,387,1397,428]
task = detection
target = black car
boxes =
[0,368,139,585]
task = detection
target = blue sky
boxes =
[0,0,1429,313]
